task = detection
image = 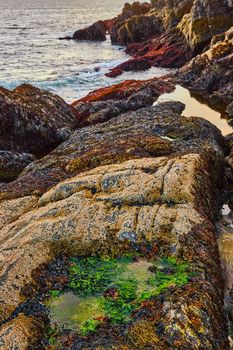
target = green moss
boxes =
[80,318,100,335]
[68,256,129,296]
[46,326,60,346]
[49,290,62,299]
[48,255,191,337]
[146,256,189,292]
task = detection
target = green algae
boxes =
[48,255,190,337]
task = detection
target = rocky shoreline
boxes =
[0,0,233,349]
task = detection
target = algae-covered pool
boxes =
[48,255,189,336]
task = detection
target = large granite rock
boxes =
[0,84,78,157]
[110,1,153,44]
[0,103,229,347]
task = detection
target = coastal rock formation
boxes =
[72,77,175,126]
[178,0,233,52]
[73,20,108,41]
[0,96,229,348]
[0,84,78,157]
[176,26,233,117]
[74,77,174,103]
[110,2,153,44]
[105,0,233,77]
[106,29,192,77]
[0,101,226,201]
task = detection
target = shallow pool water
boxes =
[49,293,104,329]
[154,85,232,136]
[49,258,155,331]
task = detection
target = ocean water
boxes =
[0,0,169,102]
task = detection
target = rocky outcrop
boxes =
[110,12,162,45]
[0,96,229,348]
[110,2,153,44]
[0,84,78,157]
[72,77,175,126]
[105,0,233,77]
[178,0,233,53]
[176,27,233,117]
[106,29,192,77]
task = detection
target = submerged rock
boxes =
[0,84,78,157]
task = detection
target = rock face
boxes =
[0,98,229,348]
[0,101,226,200]
[0,84,78,156]
[110,2,153,44]
[176,26,233,117]
[178,0,233,52]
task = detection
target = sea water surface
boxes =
[0,0,169,102]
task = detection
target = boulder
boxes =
[73,20,107,41]
[0,101,226,201]
[0,84,78,157]
[110,12,163,45]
